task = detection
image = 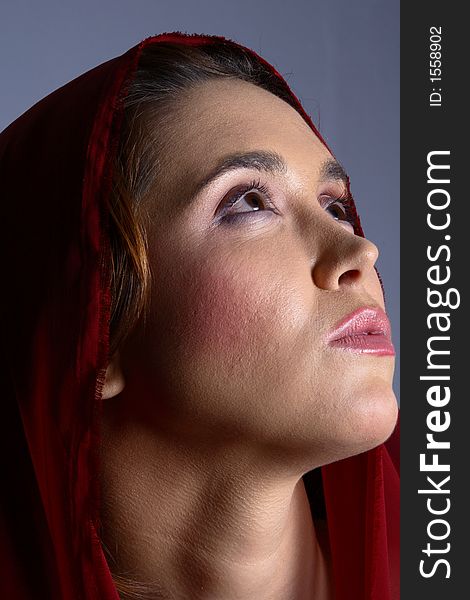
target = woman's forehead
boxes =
[174,77,326,151]
[152,78,332,197]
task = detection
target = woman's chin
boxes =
[293,379,399,467]
[336,384,399,459]
[267,384,398,473]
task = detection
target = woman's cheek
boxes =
[174,264,301,359]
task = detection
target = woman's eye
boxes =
[219,180,276,220]
[228,191,265,213]
[322,196,356,233]
[326,201,347,221]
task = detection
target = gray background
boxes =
[0,0,400,401]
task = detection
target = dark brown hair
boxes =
[104,38,309,599]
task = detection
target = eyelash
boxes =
[220,177,356,227]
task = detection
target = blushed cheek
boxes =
[180,269,270,355]
[171,261,307,366]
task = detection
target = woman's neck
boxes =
[99,409,333,600]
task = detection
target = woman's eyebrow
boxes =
[189,150,349,199]
[190,150,287,198]
[318,158,350,187]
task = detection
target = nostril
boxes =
[338,269,361,286]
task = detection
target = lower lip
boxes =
[328,334,395,356]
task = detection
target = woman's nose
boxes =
[311,227,379,291]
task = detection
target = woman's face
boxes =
[117,78,398,470]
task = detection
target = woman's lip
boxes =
[326,306,395,356]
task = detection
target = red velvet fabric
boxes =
[0,32,399,599]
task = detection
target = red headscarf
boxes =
[0,32,399,599]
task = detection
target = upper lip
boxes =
[326,306,392,343]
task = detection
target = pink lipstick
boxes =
[326,306,395,356]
